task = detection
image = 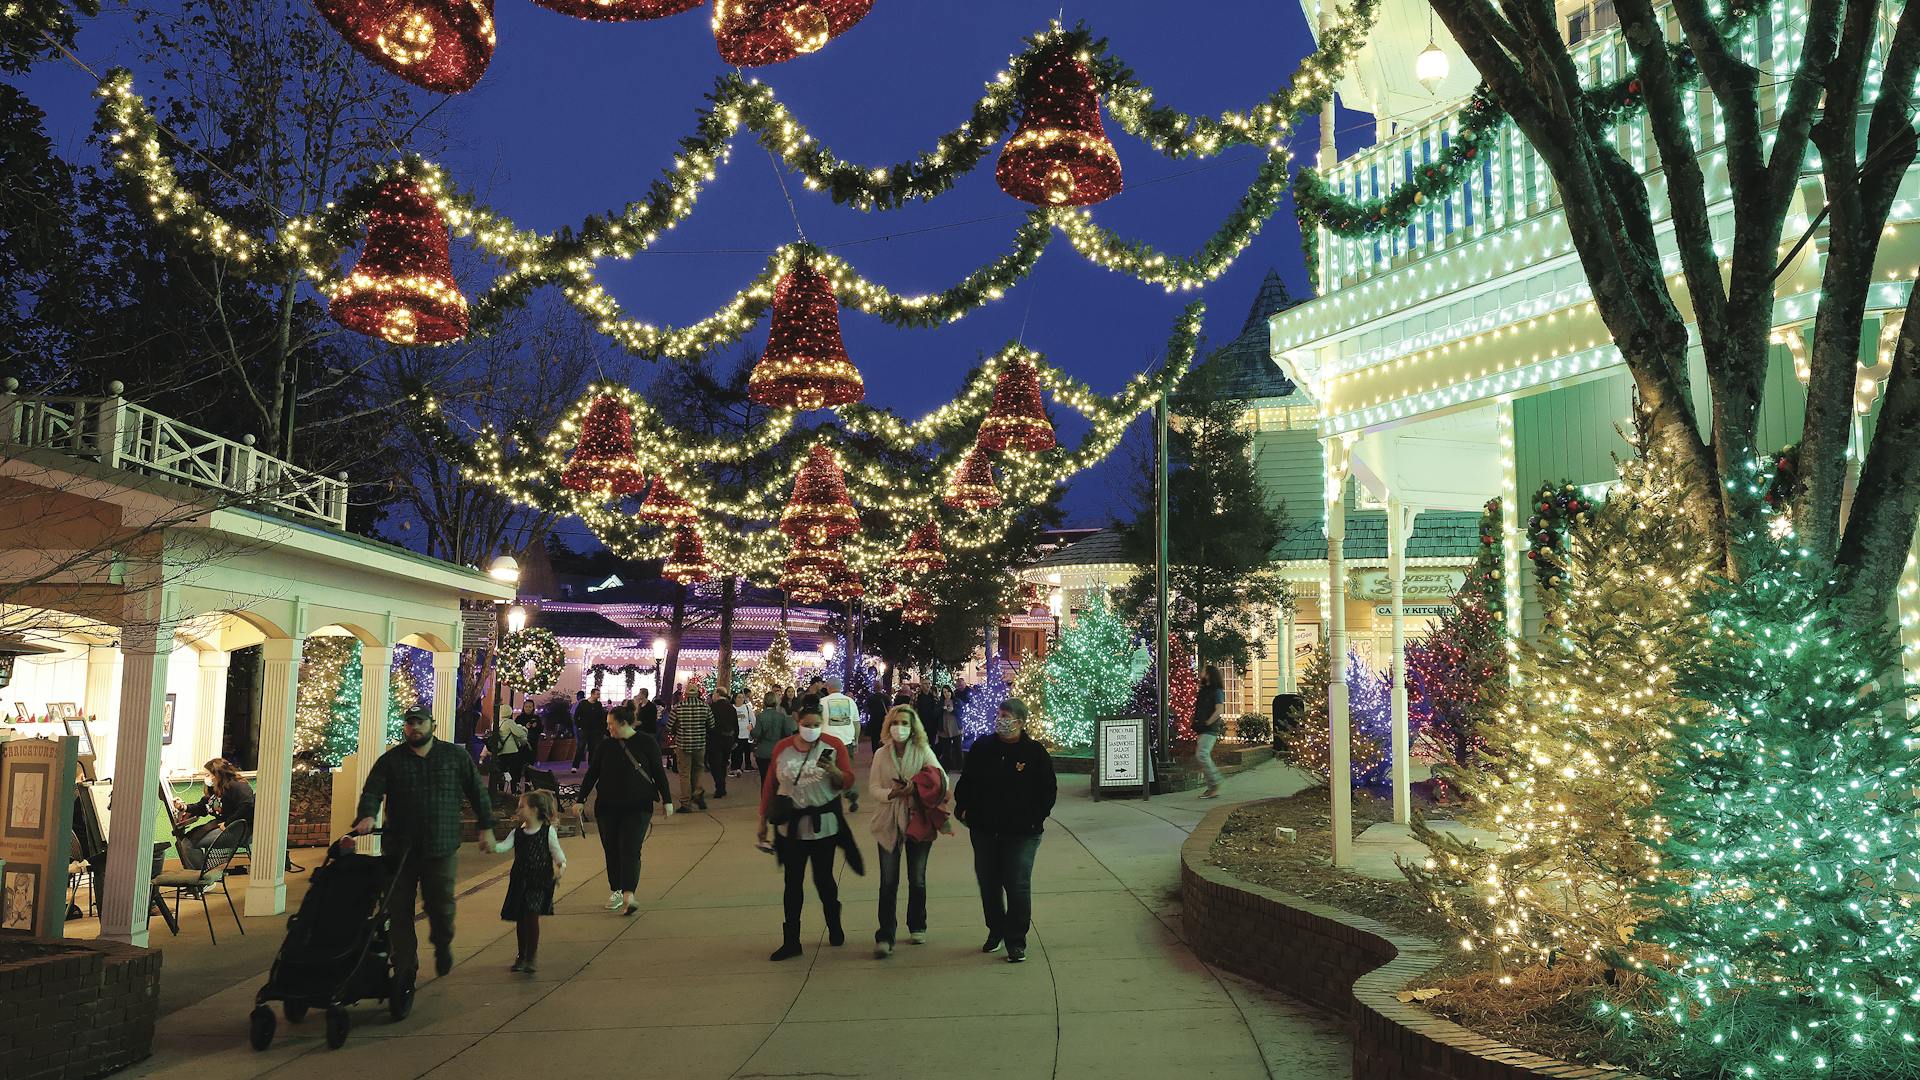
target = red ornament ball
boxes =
[329,178,469,344]
[312,0,496,93]
[997,42,1121,207]
[712,0,873,66]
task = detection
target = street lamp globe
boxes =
[487,554,521,584]
[506,606,527,633]
[822,640,836,661]
[652,637,668,662]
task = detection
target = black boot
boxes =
[825,902,845,947]
[770,922,803,962]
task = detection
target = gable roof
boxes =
[1029,527,1131,570]
[1188,270,1307,404]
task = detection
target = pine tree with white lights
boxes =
[1010,658,1052,744]
[959,657,1011,746]
[1612,541,1920,1080]
[748,625,797,704]
[1041,592,1135,750]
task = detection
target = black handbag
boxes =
[764,744,825,826]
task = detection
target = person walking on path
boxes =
[1194,664,1228,799]
[864,686,891,751]
[953,698,1055,964]
[757,705,863,961]
[633,687,660,737]
[572,687,607,769]
[819,676,862,812]
[671,685,713,812]
[707,689,737,798]
[751,692,795,782]
[732,691,756,774]
[578,704,674,916]
[868,704,951,957]
[486,790,568,973]
[353,708,495,1004]
[489,705,534,794]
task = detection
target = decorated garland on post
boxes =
[1525,481,1591,594]
[1761,443,1800,513]
[499,628,565,694]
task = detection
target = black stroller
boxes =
[249,834,412,1051]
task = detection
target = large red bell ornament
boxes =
[529,0,698,20]
[748,262,864,410]
[780,444,860,541]
[312,0,495,93]
[975,357,1056,453]
[943,445,1002,511]
[892,518,947,574]
[662,526,715,583]
[996,43,1122,207]
[560,395,648,495]
[638,470,701,527]
[901,589,934,624]
[713,0,873,67]
[329,178,469,345]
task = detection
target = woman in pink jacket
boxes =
[868,704,951,957]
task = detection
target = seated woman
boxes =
[172,758,255,870]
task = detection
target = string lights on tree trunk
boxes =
[712,0,874,67]
[312,0,496,93]
[997,41,1122,207]
[943,444,1002,510]
[560,394,648,495]
[328,177,470,344]
[975,356,1056,452]
[747,262,865,410]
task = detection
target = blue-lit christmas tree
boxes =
[959,657,1010,747]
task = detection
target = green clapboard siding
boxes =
[1755,340,1810,452]
[1513,373,1635,640]
[1251,426,1324,526]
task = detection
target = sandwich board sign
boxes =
[1092,715,1150,801]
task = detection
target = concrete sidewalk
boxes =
[117,759,1346,1080]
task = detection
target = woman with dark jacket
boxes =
[171,758,255,870]
[578,704,674,916]
[953,698,1056,964]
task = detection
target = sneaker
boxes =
[695,797,709,811]
[874,940,893,959]
[606,892,624,911]
[521,959,536,974]
[1199,786,1221,799]
[510,958,526,973]
[1006,946,1027,964]
[981,934,1003,954]
[434,945,453,977]
[910,932,927,945]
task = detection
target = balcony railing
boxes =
[0,379,349,529]
[1312,0,1845,293]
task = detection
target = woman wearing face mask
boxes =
[867,704,952,957]
[757,705,863,961]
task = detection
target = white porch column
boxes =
[246,637,302,916]
[431,650,457,734]
[1279,610,1296,694]
[1388,499,1419,825]
[196,649,230,768]
[100,580,177,947]
[353,644,392,855]
[1326,442,1353,868]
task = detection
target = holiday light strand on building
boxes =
[92,5,1379,349]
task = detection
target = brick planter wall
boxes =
[1180,800,1652,1080]
[0,937,160,1080]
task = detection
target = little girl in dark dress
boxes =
[488,790,567,973]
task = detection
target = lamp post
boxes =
[821,638,836,681]
[485,555,522,744]
[650,636,667,698]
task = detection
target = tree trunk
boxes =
[661,585,687,701]
[718,576,736,693]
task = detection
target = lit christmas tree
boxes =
[747,625,797,703]
[1614,541,1920,1080]
[1039,592,1136,750]
[387,643,434,744]
[1403,508,1507,781]
[1405,441,1713,969]
[959,657,1011,747]
[293,636,362,770]
[1283,646,1388,784]
[1009,658,1052,745]
[1125,633,1199,743]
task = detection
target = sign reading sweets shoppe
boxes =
[1347,569,1465,602]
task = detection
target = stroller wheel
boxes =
[248,1006,275,1051]
[283,1002,308,1022]
[324,1007,349,1049]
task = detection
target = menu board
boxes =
[1092,716,1150,800]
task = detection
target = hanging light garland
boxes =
[311,0,496,93]
[997,40,1122,207]
[712,0,874,66]
[560,393,649,495]
[748,262,864,410]
[327,177,469,345]
[975,355,1056,452]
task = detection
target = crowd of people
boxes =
[351,673,1056,992]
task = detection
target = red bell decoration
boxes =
[975,357,1056,452]
[901,589,934,624]
[780,444,860,542]
[996,43,1122,207]
[712,0,873,66]
[330,179,469,345]
[662,526,714,583]
[943,445,1002,510]
[312,0,495,93]
[781,541,842,601]
[529,0,698,20]
[893,519,947,574]
[560,395,648,495]
[748,263,864,410]
[823,563,864,600]
[638,469,700,527]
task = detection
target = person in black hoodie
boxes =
[578,703,674,916]
[952,697,1056,964]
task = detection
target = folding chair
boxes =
[153,820,249,943]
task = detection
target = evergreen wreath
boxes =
[499,628,565,694]
[1525,481,1591,593]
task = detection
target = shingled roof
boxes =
[1029,528,1132,570]
[1187,270,1306,403]
[1271,510,1484,562]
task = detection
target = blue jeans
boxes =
[1196,733,1224,787]
[875,838,932,943]
[970,832,1041,949]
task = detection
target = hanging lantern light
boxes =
[637,469,700,527]
[748,262,864,410]
[329,178,469,344]
[560,395,648,495]
[529,0,698,20]
[1415,9,1450,94]
[712,0,873,66]
[780,444,861,542]
[943,445,1002,510]
[312,0,496,93]
[662,526,715,583]
[901,589,934,624]
[975,357,1056,453]
[893,519,947,574]
[996,42,1122,207]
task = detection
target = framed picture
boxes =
[1,864,39,932]
[12,702,25,720]
[62,713,95,758]
[161,693,176,746]
[5,761,50,839]
[52,702,79,721]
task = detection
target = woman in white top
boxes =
[868,704,950,957]
[732,690,755,774]
[756,705,863,961]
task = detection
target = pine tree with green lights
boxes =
[1616,543,1920,1080]
[1040,592,1136,749]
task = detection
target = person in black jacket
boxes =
[171,758,255,870]
[952,697,1056,964]
[572,688,607,768]
[578,703,674,916]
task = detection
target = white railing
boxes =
[1314,0,1828,293]
[0,379,349,529]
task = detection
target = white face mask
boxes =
[799,725,823,743]
[893,724,912,742]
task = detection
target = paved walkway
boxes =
[119,759,1347,1079]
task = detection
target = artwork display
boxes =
[2,864,38,931]
[5,763,48,838]
[161,693,177,745]
[0,736,77,937]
